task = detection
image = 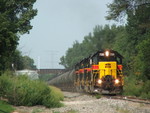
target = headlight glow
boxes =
[115,79,119,84]
[97,79,102,84]
[105,51,109,57]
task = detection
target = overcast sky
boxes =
[18,0,114,69]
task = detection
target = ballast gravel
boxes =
[52,92,150,113]
[14,92,150,113]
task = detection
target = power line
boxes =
[47,50,58,69]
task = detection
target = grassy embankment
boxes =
[0,72,64,112]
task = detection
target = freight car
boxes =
[74,49,124,94]
[48,70,76,91]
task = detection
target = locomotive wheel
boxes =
[76,86,80,92]
[119,86,123,94]
[89,85,94,93]
[78,85,85,93]
[84,86,89,92]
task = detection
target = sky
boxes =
[18,0,114,69]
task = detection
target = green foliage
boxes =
[123,76,150,99]
[0,73,63,108]
[42,86,64,108]
[140,80,150,99]
[0,100,15,113]
[95,94,101,99]
[12,50,37,70]
[137,38,150,80]
[0,73,12,97]
[22,55,37,70]
[49,86,64,101]
[123,76,142,97]
[106,0,150,23]
[0,0,37,71]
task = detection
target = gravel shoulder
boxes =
[14,91,150,113]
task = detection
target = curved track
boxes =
[103,95,150,105]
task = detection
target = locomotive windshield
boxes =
[99,51,122,64]
[91,50,123,64]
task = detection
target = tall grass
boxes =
[0,72,64,108]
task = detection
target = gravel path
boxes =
[14,92,150,113]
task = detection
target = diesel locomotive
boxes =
[74,50,124,94]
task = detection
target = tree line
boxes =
[0,0,37,73]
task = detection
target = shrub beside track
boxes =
[0,72,63,108]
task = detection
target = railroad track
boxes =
[103,95,150,105]
[62,88,150,105]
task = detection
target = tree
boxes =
[0,0,37,71]
[22,56,36,70]
[11,50,37,70]
[12,50,24,70]
[106,0,150,23]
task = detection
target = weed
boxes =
[115,105,131,113]
[32,108,44,113]
[67,109,78,113]
[95,94,101,99]
[53,111,60,113]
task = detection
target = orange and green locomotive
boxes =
[74,50,124,94]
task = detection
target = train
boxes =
[74,49,124,94]
[49,49,124,94]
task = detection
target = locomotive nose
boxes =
[102,75,114,90]
[103,75,113,82]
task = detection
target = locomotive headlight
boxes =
[105,51,109,57]
[97,79,102,84]
[115,79,119,84]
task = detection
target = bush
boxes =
[123,76,142,97]
[123,76,150,99]
[42,86,64,108]
[0,74,63,108]
[140,80,150,99]
[0,74,13,97]
[49,86,64,101]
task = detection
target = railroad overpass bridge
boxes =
[37,69,67,75]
